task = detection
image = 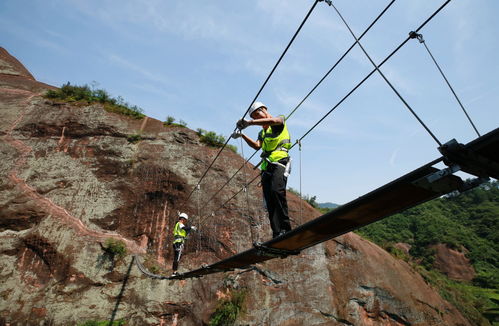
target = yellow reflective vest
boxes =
[258,115,291,171]
[173,222,187,244]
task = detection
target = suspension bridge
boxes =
[135,0,499,280]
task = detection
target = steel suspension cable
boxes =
[192,0,452,222]
[329,0,442,146]
[298,140,303,220]
[186,0,322,202]
[286,0,396,120]
[194,0,396,211]
[409,31,481,137]
[291,0,452,149]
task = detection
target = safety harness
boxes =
[255,116,292,172]
[173,222,187,244]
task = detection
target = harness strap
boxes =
[174,235,186,243]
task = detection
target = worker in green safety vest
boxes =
[234,102,292,238]
[171,212,196,276]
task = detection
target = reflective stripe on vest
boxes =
[259,116,291,170]
[173,222,187,243]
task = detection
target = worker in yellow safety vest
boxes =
[171,212,196,276]
[233,102,292,238]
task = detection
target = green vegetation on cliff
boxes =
[103,238,127,260]
[356,180,499,325]
[164,115,188,128]
[45,82,145,119]
[209,289,247,326]
[197,128,238,153]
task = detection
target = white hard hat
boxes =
[249,101,266,117]
[179,212,188,220]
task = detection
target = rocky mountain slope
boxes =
[0,47,472,325]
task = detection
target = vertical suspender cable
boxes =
[298,140,303,221]
[409,32,481,137]
[240,136,255,242]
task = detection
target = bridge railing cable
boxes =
[328,0,443,146]
[200,150,258,208]
[193,0,451,224]
[198,173,261,229]
[195,1,397,212]
[286,0,397,120]
[192,0,453,227]
[186,0,322,202]
[291,0,453,149]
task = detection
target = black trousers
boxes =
[261,160,291,237]
[172,242,184,272]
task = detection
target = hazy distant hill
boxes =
[318,202,340,209]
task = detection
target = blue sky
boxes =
[2,0,498,204]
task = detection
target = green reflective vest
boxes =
[173,222,187,244]
[259,116,291,171]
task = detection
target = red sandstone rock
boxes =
[0,48,472,325]
[432,243,475,282]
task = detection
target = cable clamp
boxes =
[409,31,424,43]
[319,0,332,6]
[253,242,300,259]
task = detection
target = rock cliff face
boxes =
[0,47,471,325]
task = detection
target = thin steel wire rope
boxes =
[286,0,397,120]
[329,0,442,146]
[409,32,481,137]
[240,136,255,242]
[291,0,452,150]
[197,0,397,211]
[298,140,303,221]
[186,0,322,202]
[196,0,453,226]
[197,173,261,229]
